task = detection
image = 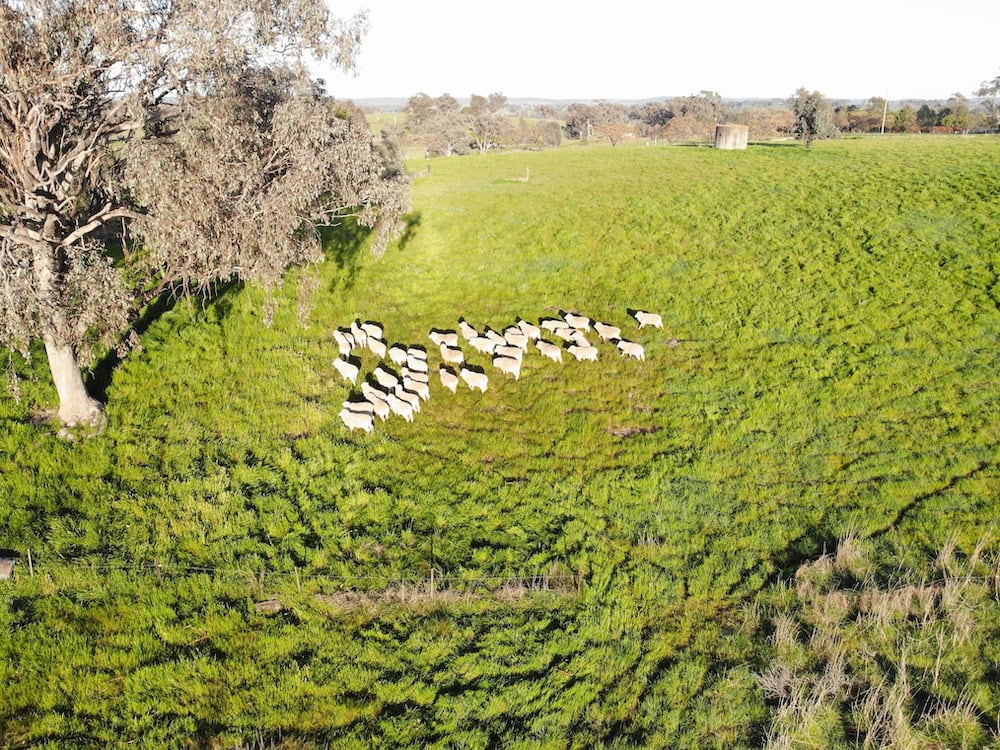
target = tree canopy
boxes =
[791,88,838,147]
[0,0,409,426]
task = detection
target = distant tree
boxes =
[669,91,726,124]
[975,71,1000,129]
[892,105,919,133]
[0,0,408,426]
[791,88,837,147]
[637,101,674,129]
[467,92,507,154]
[663,115,712,144]
[916,104,939,132]
[596,122,632,146]
[404,93,468,156]
[941,93,973,132]
[564,101,625,141]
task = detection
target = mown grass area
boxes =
[1,136,999,747]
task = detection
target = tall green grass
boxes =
[1,136,998,747]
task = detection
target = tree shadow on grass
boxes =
[322,211,422,292]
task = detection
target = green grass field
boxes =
[2,136,999,748]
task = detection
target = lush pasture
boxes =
[1,137,999,747]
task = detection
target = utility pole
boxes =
[881,95,889,134]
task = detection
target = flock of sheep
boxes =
[333,309,664,433]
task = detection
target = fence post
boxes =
[430,567,436,597]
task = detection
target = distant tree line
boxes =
[386,72,1000,158]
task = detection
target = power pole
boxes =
[881,95,889,134]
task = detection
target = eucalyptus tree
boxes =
[791,88,837,148]
[0,0,409,427]
[467,92,507,154]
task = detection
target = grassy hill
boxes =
[1,136,999,747]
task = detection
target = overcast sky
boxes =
[315,0,999,102]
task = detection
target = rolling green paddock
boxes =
[1,137,999,747]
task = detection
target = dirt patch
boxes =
[609,425,661,438]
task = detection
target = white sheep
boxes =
[361,381,386,401]
[388,344,408,366]
[494,344,524,361]
[333,335,352,358]
[350,321,368,348]
[593,321,621,342]
[460,366,488,392]
[469,335,497,355]
[403,376,430,401]
[540,319,565,332]
[633,310,663,329]
[503,328,529,351]
[373,365,399,390]
[338,408,374,433]
[616,339,645,361]
[332,357,359,384]
[406,355,429,374]
[567,344,599,361]
[402,367,429,384]
[407,347,428,362]
[553,326,577,342]
[342,400,373,415]
[440,344,465,365]
[517,319,541,340]
[394,385,421,413]
[483,328,506,345]
[439,366,459,393]
[429,330,460,347]
[535,339,563,362]
[367,337,387,359]
[360,322,383,340]
[569,330,591,347]
[459,320,478,340]
[563,312,590,331]
[386,391,415,422]
[492,355,522,380]
[365,393,391,421]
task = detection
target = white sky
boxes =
[316,0,999,102]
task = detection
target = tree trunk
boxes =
[35,215,104,427]
[43,336,103,426]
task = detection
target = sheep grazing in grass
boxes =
[459,320,478,340]
[386,392,415,422]
[615,339,645,361]
[563,312,590,331]
[403,376,430,401]
[365,393,391,421]
[361,381,385,401]
[429,330,459,348]
[540,319,565,333]
[402,367,429,384]
[373,365,399,390]
[552,326,577,342]
[360,322,383,340]
[567,344,599,361]
[469,335,497,355]
[493,355,522,380]
[440,344,465,366]
[483,328,506,345]
[460,366,488,392]
[439,365,459,393]
[333,330,353,357]
[394,385,421,413]
[339,408,374,433]
[535,339,562,362]
[494,344,524,361]
[343,399,374,414]
[503,328,529,351]
[406,355,429,374]
[517,319,541,340]
[350,321,368,348]
[593,321,621,342]
[332,357,359,384]
[633,310,663,329]
[569,330,591,347]
[388,344,408,366]
[407,347,427,361]
[367,337,387,359]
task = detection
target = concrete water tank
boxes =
[715,124,749,150]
